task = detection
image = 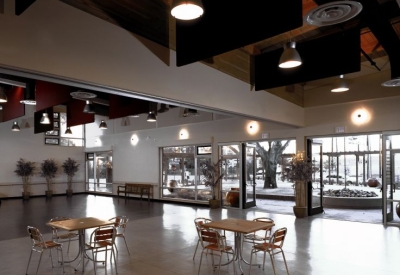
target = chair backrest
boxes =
[253,217,274,237]
[194,217,212,231]
[199,228,225,250]
[91,226,116,245]
[27,226,47,249]
[49,217,72,236]
[109,216,129,233]
[270,227,287,249]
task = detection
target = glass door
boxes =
[86,151,113,193]
[243,143,256,208]
[220,143,242,208]
[383,133,400,226]
[307,139,324,216]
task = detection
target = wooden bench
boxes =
[117,183,154,202]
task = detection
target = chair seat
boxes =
[35,241,61,249]
[57,232,78,239]
[253,243,280,251]
[244,233,270,242]
[205,243,233,252]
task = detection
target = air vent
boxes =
[70,90,97,99]
[304,1,363,26]
[381,78,400,87]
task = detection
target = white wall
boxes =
[0,106,85,198]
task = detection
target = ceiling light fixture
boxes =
[65,127,72,134]
[83,100,95,113]
[99,120,108,129]
[183,108,200,117]
[331,74,349,92]
[278,41,302,68]
[20,82,36,105]
[0,86,7,103]
[171,0,204,20]
[147,112,157,122]
[11,121,20,131]
[40,112,51,124]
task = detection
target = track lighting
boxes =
[99,120,108,129]
[279,41,302,69]
[11,121,20,131]
[331,75,349,92]
[40,112,51,124]
[147,112,157,122]
[171,0,204,20]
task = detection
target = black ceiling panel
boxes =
[254,28,361,90]
[176,0,303,67]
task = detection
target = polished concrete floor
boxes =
[1,194,399,275]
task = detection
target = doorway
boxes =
[86,151,113,193]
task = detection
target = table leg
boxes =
[72,229,85,272]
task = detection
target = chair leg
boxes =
[112,247,118,274]
[269,253,277,275]
[248,250,254,275]
[281,251,290,275]
[59,247,65,274]
[26,250,33,275]
[122,236,130,255]
[193,239,200,260]
[263,251,266,270]
[36,252,43,275]
[197,250,205,275]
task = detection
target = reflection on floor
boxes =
[1,194,399,275]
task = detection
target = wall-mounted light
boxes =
[351,108,371,125]
[331,75,349,92]
[171,0,204,20]
[247,121,259,135]
[65,127,72,134]
[147,112,157,122]
[279,41,302,68]
[40,112,50,124]
[179,129,189,139]
[11,121,20,131]
[99,120,108,129]
[131,134,139,146]
[0,86,7,103]
[83,100,95,113]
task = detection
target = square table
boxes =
[46,217,115,273]
[203,218,274,274]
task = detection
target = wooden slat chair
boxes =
[85,226,118,275]
[197,228,236,275]
[26,226,65,275]
[109,216,130,255]
[49,217,79,254]
[249,227,290,275]
[243,217,274,247]
[193,217,212,260]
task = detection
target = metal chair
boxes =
[197,228,236,275]
[249,227,290,275]
[85,225,118,274]
[109,216,130,255]
[26,226,65,275]
[49,217,79,253]
[243,217,274,247]
[193,217,212,260]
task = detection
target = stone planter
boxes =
[226,187,240,207]
[294,180,307,217]
[367,178,380,187]
[22,191,30,200]
[45,190,53,198]
[209,199,220,209]
[66,189,73,197]
[293,206,307,218]
[396,202,400,218]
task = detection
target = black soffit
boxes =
[254,28,361,91]
[175,0,303,67]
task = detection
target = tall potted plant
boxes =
[62,158,79,196]
[200,157,225,209]
[40,158,58,198]
[14,158,36,200]
[281,151,315,218]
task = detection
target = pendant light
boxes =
[20,82,36,105]
[99,120,108,129]
[171,0,204,20]
[278,41,302,68]
[83,100,95,113]
[331,75,349,92]
[183,108,200,117]
[0,86,7,103]
[11,121,20,131]
[40,112,51,124]
[147,112,157,122]
[65,127,72,134]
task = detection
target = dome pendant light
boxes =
[83,100,95,113]
[171,0,204,20]
[65,127,72,134]
[99,120,108,129]
[331,74,349,92]
[20,82,36,105]
[147,112,157,122]
[278,41,302,69]
[40,112,51,124]
[11,121,20,131]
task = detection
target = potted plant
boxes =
[281,151,315,218]
[199,157,225,209]
[14,158,36,200]
[40,158,58,198]
[62,158,79,196]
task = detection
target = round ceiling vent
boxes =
[381,78,400,87]
[70,90,97,99]
[304,1,363,27]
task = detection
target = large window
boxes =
[161,145,212,202]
